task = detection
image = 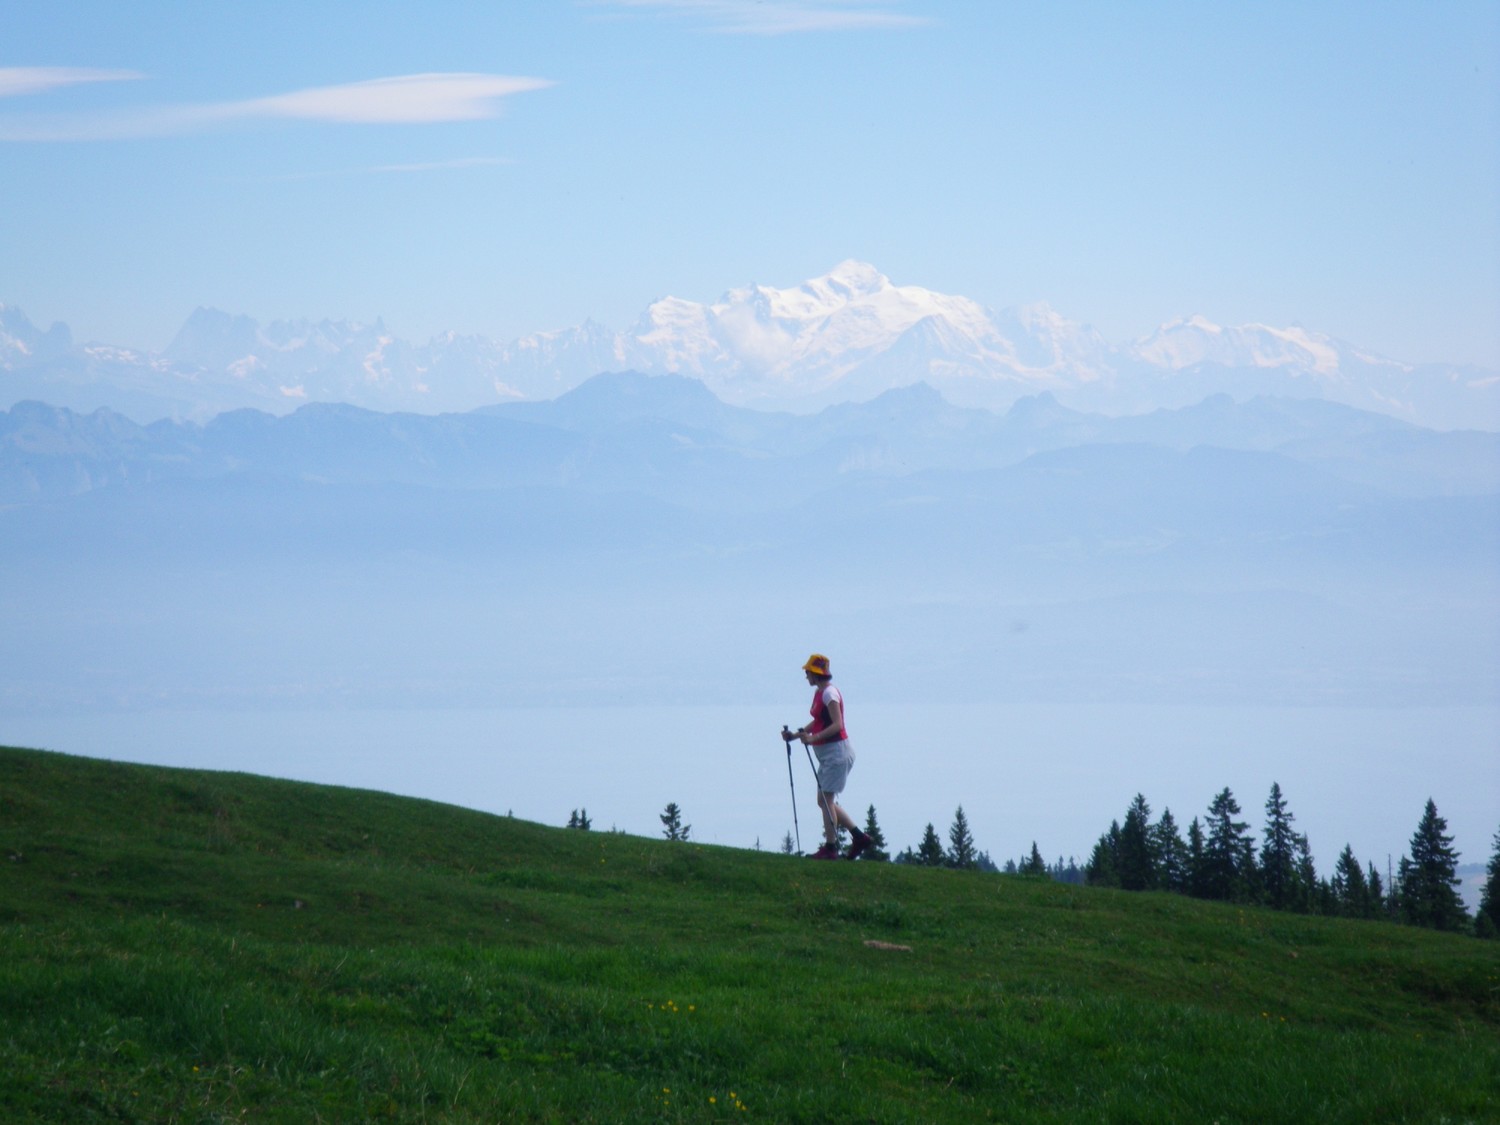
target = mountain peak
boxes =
[810,260,890,300]
[165,307,261,364]
[4,266,1496,430]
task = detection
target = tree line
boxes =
[1078,784,1499,939]
[568,793,1500,940]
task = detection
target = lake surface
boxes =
[4,701,1495,881]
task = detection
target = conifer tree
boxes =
[1020,841,1047,876]
[1154,807,1190,894]
[861,804,891,862]
[916,823,945,867]
[660,802,690,842]
[1117,793,1158,891]
[781,831,795,855]
[1086,820,1122,887]
[1332,844,1370,918]
[1315,875,1337,916]
[1476,825,1500,939]
[947,805,978,870]
[1366,862,1387,919]
[1260,782,1298,910]
[1200,788,1253,901]
[1186,816,1207,897]
[1293,833,1317,914]
[1398,798,1467,932]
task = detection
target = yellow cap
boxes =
[802,653,830,676]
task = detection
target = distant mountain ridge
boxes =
[4,372,1496,509]
[3,262,1497,428]
[4,371,1497,714]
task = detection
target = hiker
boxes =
[785,653,873,861]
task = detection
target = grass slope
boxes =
[2,745,1497,1123]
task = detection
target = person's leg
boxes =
[805,791,847,857]
[827,795,861,836]
[810,743,859,858]
[826,797,872,858]
[818,790,840,844]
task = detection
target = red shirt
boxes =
[808,684,849,741]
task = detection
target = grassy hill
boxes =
[3,745,1496,1123]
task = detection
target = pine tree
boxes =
[1260,782,1298,910]
[861,804,891,862]
[1332,844,1370,918]
[660,802,690,842]
[1200,788,1253,901]
[1366,862,1387,919]
[1019,841,1047,876]
[1399,798,1467,931]
[916,823,945,867]
[1314,875,1337,916]
[1154,808,1190,894]
[1476,825,1500,939]
[566,808,592,831]
[1112,794,1154,891]
[947,805,977,870]
[1086,820,1121,887]
[780,831,795,855]
[1186,816,1207,897]
[1293,833,1317,914]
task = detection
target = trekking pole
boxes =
[781,726,802,855]
[802,741,830,844]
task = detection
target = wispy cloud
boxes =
[590,0,930,35]
[232,74,552,125]
[0,67,145,98]
[0,72,553,141]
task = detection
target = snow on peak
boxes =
[1133,316,1345,377]
[821,259,890,297]
[9,264,1479,424]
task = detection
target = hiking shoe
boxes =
[809,843,840,860]
[844,833,871,861]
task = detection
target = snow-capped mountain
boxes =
[497,261,1496,425]
[526,260,1112,409]
[2,263,1496,429]
[623,260,1023,396]
[161,307,521,411]
[1,303,73,363]
[1133,315,1343,375]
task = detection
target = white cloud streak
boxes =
[232,74,553,124]
[0,72,553,141]
[592,0,930,35]
[0,67,145,97]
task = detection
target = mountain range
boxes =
[3,373,1496,713]
[4,261,1496,429]
[4,373,1498,510]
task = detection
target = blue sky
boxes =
[2,0,1497,367]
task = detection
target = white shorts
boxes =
[814,739,855,795]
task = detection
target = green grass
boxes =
[2,745,1497,1123]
